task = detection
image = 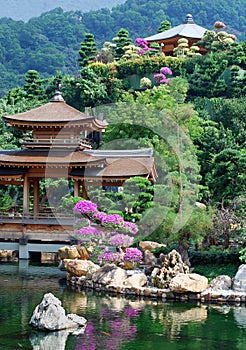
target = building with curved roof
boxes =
[145,14,208,56]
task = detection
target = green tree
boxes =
[78,33,98,68]
[23,70,45,100]
[158,20,171,33]
[112,28,132,60]
[209,148,246,207]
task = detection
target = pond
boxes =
[0,262,245,350]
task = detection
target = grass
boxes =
[192,263,240,283]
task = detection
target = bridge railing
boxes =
[0,212,76,225]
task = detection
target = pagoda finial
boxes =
[50,90,65,102]
[184,14,194,24]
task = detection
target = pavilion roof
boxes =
[0,149,106,167]
[145,14,207,42]
[0,148,157,181]
[3,91,107,130]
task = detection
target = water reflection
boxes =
[234,308,246,329]
[1,264,246,350]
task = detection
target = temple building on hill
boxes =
[145,14,208,56]
[0,91,157,218]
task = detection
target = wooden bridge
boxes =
[0,213,77,259]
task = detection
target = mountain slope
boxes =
[0,0,126,22]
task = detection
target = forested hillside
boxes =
[0,0,125,21]
[0,0,245,96]
[0,1,245,259]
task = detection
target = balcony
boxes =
[22,137,92,150]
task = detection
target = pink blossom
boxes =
[73,200,97,215]
[109,234,134,247]
[160,67,173,75]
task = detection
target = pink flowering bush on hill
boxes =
[154,66,172,85]
[214,21,226,30]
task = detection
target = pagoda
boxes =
[0,91,157,220]
[145,14,208,56]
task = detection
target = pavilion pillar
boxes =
[74,179,80,198]
[33,180,40,216]
[23,175,30,215]
[81,179,88,199]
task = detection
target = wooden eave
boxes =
[3,101,107,131]
[0,150,107,168]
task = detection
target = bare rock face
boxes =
[64,259,99,277]
[169,273,208,293]
[91,264,128,286]
[139,241,166,252]
[124,273,148,288]
[232,264,246,292]
[58,245,89,260]
[151,250,189,289]
[143,250,157,266]
[209,275,232,290]
[29,293,87,331]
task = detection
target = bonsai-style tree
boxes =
[78,33,98,67]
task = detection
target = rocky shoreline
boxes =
[59,245,246,305]
[66,272,246,305]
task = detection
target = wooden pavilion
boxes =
[0,91,157,220]
[145,14,208,56]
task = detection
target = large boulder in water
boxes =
[29,293,87,331]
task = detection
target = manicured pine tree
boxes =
[112,28,133,59]
[78,33,98,68]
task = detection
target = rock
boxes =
[151,250,189,289]
[139,241,165,252]
[64,259,99,277]
[77,245,90,260]
[124,273,147,288]
[29,293,87,331]
[169,273,208,293]
[58,245,89,260]
[195,202,207,210]
[0,250,15,260]
[143,250,157,266]
[232,264,246,292]
[209,275,232,290]
[91,264,128,286]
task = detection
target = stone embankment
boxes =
[59,244,246,305]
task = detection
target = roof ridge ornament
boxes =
[184,14,195,24]
[50,90,65,102]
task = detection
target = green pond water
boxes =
[0,262,245,350]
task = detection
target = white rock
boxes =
[29,293,87,331]
[232,264,246,292]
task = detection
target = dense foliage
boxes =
[0,3,245,262]
[0,0,245,95]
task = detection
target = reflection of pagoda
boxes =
[145,14,208,56]
[0,91,157,219]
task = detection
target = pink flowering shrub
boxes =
[154,66,172,84]
[109,233,134,247]
[98,251,123,264]
[73,199,142,266]
[123,248,143,263]
[73,200,97,216]
[214,21,226,30]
